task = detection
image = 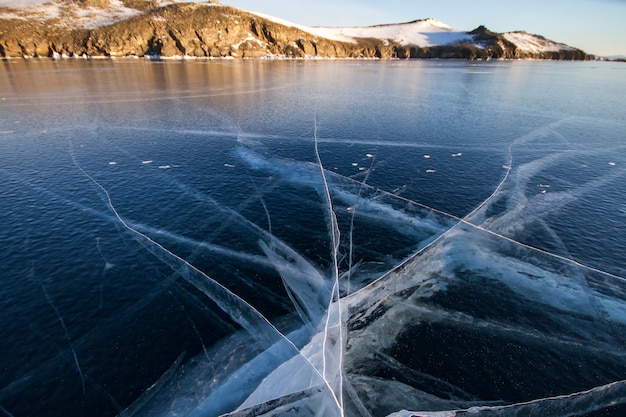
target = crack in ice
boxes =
[41,283,86,395]
[69,139,344,413]
[314,113,345,415]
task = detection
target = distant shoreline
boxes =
[2,54,612,62]
[0,3,590,61]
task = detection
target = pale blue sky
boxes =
[225,0,626,57]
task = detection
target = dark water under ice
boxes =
[1,59,626,417]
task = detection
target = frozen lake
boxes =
[1,59,626,417]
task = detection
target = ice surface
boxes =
[6,120,626,417]
[3,61,626,417]
[216,115,626,417]
[41,283,86,394]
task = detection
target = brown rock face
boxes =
[78,0,111,8]
[0,3,589,60]
[78,4,363,58]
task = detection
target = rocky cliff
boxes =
[0,1,589,60]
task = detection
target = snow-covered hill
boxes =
[219,6,587,57]
[0,0,141,29]
[0,0,208,29]
[502,31,579,54]
[320,19,473,47]
[0,1,467,45]
[244,12,472,48]
[0,0,589,59]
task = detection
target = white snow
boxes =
[503,31,576,53]
[0,0,43,6]
[0,0,177,6]
[246,11,472,47]
[314,19,473,47]
[0,0,222,29]
[0,0,143,29]
[241,10,354,43]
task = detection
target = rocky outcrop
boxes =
[0,3,363,58]
[392,26,587,60]
[468,26,588,60]
[0,2,589,60]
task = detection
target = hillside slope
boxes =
[0,0,589,59]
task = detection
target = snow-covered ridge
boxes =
[0,0,218,29]
[0,0,142,29]
[246,11,471,47]
[239,8,580,53]
[0,0,176,7]
[313,19,473,47]
[503,31,577,53]
[0,0,587,59]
